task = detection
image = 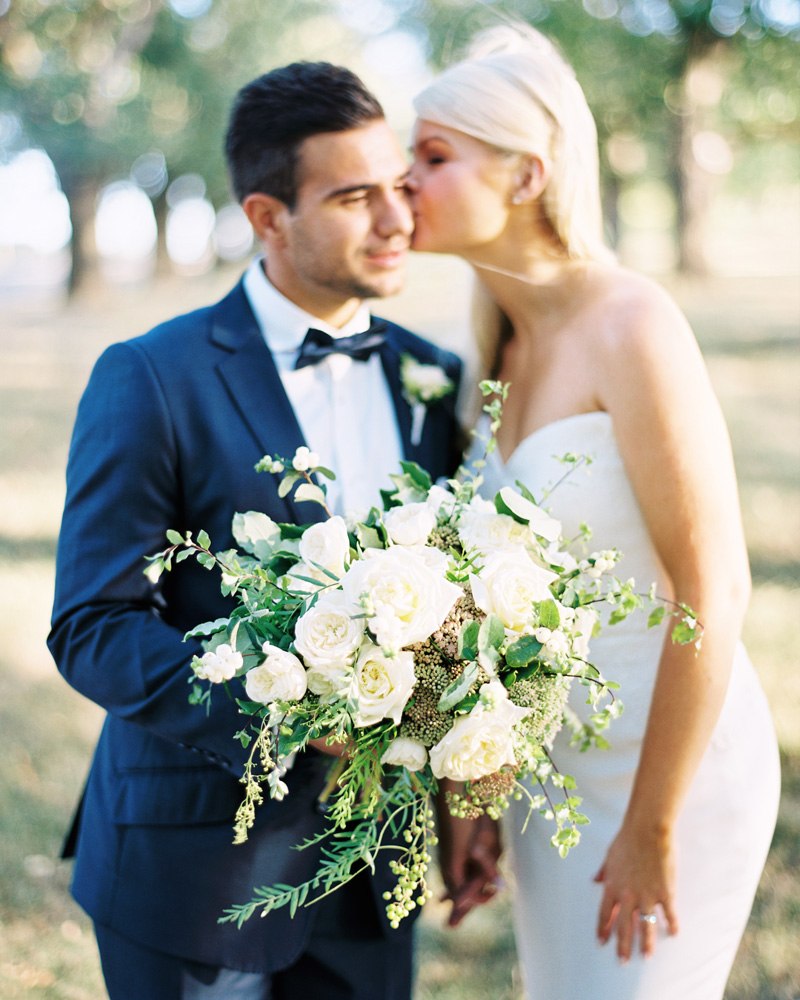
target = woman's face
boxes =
[407,119,519,255]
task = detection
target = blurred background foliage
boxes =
[1,0,798,295]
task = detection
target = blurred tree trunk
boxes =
[602,173,621,252]
[61,177,99,296]
[670,34,727,276]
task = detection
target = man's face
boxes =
[266,120,413,322]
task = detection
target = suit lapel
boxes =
[379,337,416,464]
[380,330,449,476]
[210,283,326,525]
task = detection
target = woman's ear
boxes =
[242,192,291,247]
[510,154,549,205]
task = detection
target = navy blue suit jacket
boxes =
[48,279,462,973]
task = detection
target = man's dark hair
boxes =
[225,61,385,208]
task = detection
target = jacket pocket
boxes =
[111,766,243,826]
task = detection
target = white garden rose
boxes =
[425,483,457,518]
[245,644,307,703]
[294,590,364,669]
[498,487,561,542]
[341,546,460,648]
[193,643,242,684]
[383,502,436,547]
[298,516,350,577]
[232,511,281,560]
[429,682,531,781]
[470,551,558,633]
[349,642,415,727]
[306,661,354,700]
[380,736,428,771]
[458,508,534,556]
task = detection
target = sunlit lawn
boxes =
[1,264,798,999]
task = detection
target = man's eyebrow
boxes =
[324,173,410,201]
[325,183,374,200]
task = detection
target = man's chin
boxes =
[355,272,406,300]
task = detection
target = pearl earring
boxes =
[511,193,524,205]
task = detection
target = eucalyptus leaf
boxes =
[166,528,184,545]
[294,482,327,506]
[457,620,480,660]
[437,661,479,712]
[505,635,544,669]
[183,617,230,641]
[278,473,301,498]
[399,461,432,490]
[478,614,505,653]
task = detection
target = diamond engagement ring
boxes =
[639,913,658,925]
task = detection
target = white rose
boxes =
[349,642,415,727]
[193,643,241,683]
[245,644,307,703]
[458,508,535,556]
[298,516,350,577]
[425,483,456,518]
[292,446,319,472]
[468,495,496,513]
[497,487,561,542]
[383,502,436,547]
[470,551,558,633]
[381,736,428,771]
[306,661,355,700]
[341,546,461,648]
[429,681,531,780]
[294,590,365,669]
[232,511,281,560]
[369,606,405,656]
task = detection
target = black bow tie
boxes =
[294,321,387,370]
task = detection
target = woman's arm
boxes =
[592,275,751,962]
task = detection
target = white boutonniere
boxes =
[399,353,455,446]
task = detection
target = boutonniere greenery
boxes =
[400,353,456,446]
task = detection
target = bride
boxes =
[408,24,781,1000]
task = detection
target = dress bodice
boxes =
[479,411,671,601]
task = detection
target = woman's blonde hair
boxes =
[414,23,614,378]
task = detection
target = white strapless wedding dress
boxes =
[479,412,780,1000]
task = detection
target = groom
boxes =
[48,62,465,999]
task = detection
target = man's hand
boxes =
[436,782,503,928]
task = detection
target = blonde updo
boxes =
[413,23,612,265]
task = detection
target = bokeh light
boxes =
[166,195,216,274]
[214,203,254,263]
[94,181,157,283]
[0,149,72,254]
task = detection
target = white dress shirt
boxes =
[242,257,404,517]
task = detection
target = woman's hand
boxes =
[595,819,680,962]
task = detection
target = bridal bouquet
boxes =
[147,382,699,928]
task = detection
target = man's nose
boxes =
[375,189,414,238]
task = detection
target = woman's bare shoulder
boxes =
[580,265,695,362]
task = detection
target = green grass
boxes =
[1,267,798,998]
